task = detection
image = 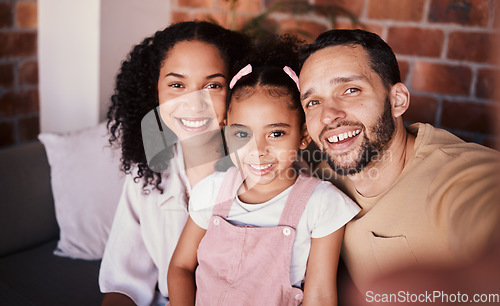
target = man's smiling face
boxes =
[299,45,395,175]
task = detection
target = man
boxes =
[298,29,500,294]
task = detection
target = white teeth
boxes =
[180,118,209,128]
[249,164,273,170]
[327,129,361,143]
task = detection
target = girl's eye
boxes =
[206,83,222,89]
[234,131,250,138]
[344,88,360,94]
[269,131,285,138]
[169,83,184,88]
[306,100,320,108]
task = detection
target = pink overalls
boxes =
[195,167,321,305]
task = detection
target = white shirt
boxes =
[189,170,361,287]
[99,144,190,306]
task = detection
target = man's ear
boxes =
[299,123,311,150]
[390,82,410,118]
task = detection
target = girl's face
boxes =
[158,40,228,142]
[226,89,309,190]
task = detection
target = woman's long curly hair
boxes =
[107,21,250,193]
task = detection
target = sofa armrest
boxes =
[0,141,59,257]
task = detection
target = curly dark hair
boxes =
[228,35,305,125]
[107,21,251,193]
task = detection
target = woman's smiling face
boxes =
[157,40,228,142]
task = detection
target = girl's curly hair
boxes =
[107,21,250,193]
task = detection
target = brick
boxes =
[171,12,191,24]
[18,115,39,142]
[441,100,497,133]
[403,95,439,125]
[0,63,15,88]
[476,68,498,100]
[398,60,410,83]
[0,32,37,58]
[388,27,444,57]
[428,0,490,27]
[178,0,214,9]
[0,121,15,147]
[495,3,500,29]
[19,60,38,86]
[447,31,498,65]
[367,0,426,21]
[412,62,472,95]
[192,12,227,28]
[192,12,250,32]
[0,3,13,28]
[315,0,364,18]
[279,19,327,43]
[219,0,260,14]
[0,90,39,116]
[334,21,383,38]
[16,1,37,29]
[265,0,308,11]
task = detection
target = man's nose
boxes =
[321,99,347,125]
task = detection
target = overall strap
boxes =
[212,167,245,218]
[278,173,321,229]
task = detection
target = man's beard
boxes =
[325,97,395,175]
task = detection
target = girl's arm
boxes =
[302,226,345,306]
[167,217,207,306]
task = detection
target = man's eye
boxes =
[306,100,320,108]
[345,88,360,94]
[269,131,285,138]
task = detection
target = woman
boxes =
[99,21,250,305]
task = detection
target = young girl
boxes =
[168,37,360,305]
[99,21,250,306]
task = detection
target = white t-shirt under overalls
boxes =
[189,168,361,287]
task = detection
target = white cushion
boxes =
[38,122,125,260]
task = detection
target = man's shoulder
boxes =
[412,123,499,160]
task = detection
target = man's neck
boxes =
[348,124,415,198]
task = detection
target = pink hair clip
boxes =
[229,64,252,89]
[283,66,300,91]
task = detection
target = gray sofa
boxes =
[0,141,104,305]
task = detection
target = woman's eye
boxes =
[306,100,320,108]
[206,83,222,89]
[269,131,285,138]
[169,83,183,88]
[344,88,360,94]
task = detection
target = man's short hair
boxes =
[300,29,401,89]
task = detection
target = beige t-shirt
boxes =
[324,123,500,292]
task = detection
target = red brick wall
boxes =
[172,0,500,148]
[1,0,497,149]
[0,0,38,148]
